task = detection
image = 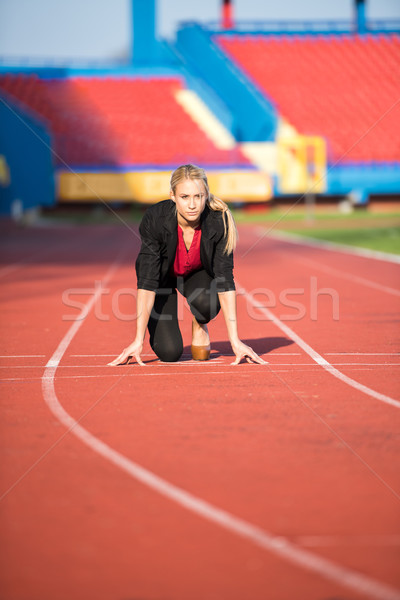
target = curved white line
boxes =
[41,256,400,600]
[239,286,400,409]
[293,255,400,297]
[266,230,400,265]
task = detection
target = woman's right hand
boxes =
[107,339,145,366]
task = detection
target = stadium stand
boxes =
[1,15,398,212]
[0,74,251,168]
[217,33,400,163]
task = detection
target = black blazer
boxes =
[135,199,235,293]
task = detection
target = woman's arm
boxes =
[218,290,267,365]
[109,204,162,367]
[108,288,156,366]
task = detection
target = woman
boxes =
[108,164,265,366]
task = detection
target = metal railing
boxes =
[179,19,400,35]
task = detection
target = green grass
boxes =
[231,208,400,224]
[232,207,400,255]
[285,226,400,255]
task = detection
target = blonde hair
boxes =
[170,164,238,255]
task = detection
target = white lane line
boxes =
[70,353,303,357]
[71,353,400,357]
[8,363,400,369]
[326,353,400,356]
[1,366,394,383]
[309,363,400,366]
[266,229,400,264]
[2,362,228,369]
[74,353,213,357]
[72,353,211,357]
[110,362,399,367]
[40,259,400,600]
[292,255,400,297]
[297,535,400,548]
[238,285,400,410]
[0,355,46,358]
[295,256,400,296]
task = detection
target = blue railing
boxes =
[183,19,400,35]
[176,23,277,142]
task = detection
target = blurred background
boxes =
[0,0,399,252]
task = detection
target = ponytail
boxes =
[207,192,238,255]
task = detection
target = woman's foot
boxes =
[191,317,210,346]
[191,317,211,360]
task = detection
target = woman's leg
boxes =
[147,286,183,362]
[181,269,221,324]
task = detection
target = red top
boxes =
[172,224,203,277]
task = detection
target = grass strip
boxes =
[284,226,400,255]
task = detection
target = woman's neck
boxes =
[177,213,200,230]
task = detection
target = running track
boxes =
[0,220,399,600]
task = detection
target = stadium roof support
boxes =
[355,0,367,33]
[132,0,158,64]
[222,0,234,30]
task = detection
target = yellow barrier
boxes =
[0,155,10,187]
[57,170,272,203]
[277,136,327,194]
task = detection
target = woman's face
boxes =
[171,178,207,227]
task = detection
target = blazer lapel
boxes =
[162,200,177,234]
[200,205,219,275]
[162,201,178,272]
[200,204,219,240]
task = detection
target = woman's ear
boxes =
[170,189,175,202]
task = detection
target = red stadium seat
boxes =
[217,33,400,163]
[0,75,250,168]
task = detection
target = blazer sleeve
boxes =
[212,216,236,293]
[135,210,162,292]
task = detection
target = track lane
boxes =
[236,226,400,401]
[1,223,400,600]
[50,232,400,594]
[44,282,400,600]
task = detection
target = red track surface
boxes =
[0,221,399,600]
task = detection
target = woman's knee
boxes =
[190,290,220,323]
[150,338,183,362]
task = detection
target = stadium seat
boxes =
[0,75,251,168]
[217,33,400,163]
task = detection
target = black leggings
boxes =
[148,269,221,362]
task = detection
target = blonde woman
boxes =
[109,164,265,366]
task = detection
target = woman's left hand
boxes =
[230,340,268,365]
